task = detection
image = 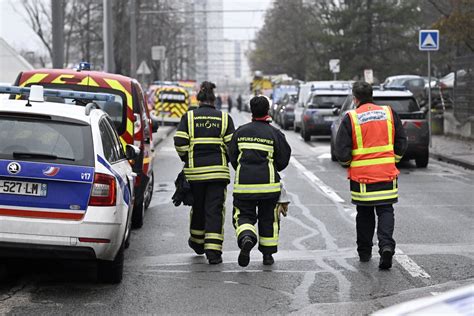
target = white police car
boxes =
[0,85,139,283]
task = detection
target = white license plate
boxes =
[324,116,337,121]
[0,180,47,197]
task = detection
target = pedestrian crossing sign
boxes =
[419,30,439,51]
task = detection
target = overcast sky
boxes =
[0,0,272,55]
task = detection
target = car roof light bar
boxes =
[0,85,115,102]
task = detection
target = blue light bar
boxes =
[0,85,115,102]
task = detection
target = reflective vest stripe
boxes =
[238,142,273,152]
[352,144,394,155]
[349,111,364,148]
[204,244,222,251]
[350,157,395,167]
[185,173,230,181]
[233,183,281,194]
[175,145,189,152]
[235,150,243,185]
[384,106,394,146]
[220,112,228,166]
[190,138,223,145]
[189,236,204,244]
[188,111,194,168]
[224,133,233,143]
[205,233,224,241]
[175,131,189,139]
[190,229,205,236]
[236,223,257,237]
[184,165,229,174]
[268,154,275,183]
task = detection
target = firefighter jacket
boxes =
[335,102,407,206]
[174,104,235,183]
[229,120,291,200]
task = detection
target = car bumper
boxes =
[0,205,127,261]
[305,121,333,135]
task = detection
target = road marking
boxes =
[317,153,332,159]
[289,156,431,280]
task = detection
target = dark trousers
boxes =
[233,197,279,255]
[189,181,227,255]
[356,204,396,255]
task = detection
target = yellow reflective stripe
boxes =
[190,137,223,145]
[233,206,240,229]
[191,229,205,236]
[352,144,394,155]
[268,153,275,183]
[19,73,49,87]
[175,131,189,139]
[224,133,233,143]
[384,106,393,146]
[238,142,274,152]
[221,112,228,137]
[351,193,398,201]
[185,173,230,181]
[393,178,397,190]
[349,110,363,149]
[204,243,222,251]
[103,79,133,110]
[175,145,189,152]
[51,74,75,84]
[234,183,281,194]
[188,111,194,168]
[235,149,243,185]
[120,137,127,149]
[350,157,395,167]
[184,165,229,174]
[78,76,100,87]
[189,236,204,244]
[236,223,257,237]
[126,118,133,137]
[351,189,398,197]
[259,237,278,246]
[395,154,402,163]
[205,233,224,241]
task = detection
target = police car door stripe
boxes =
[96,155,130,205]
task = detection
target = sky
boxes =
[0,0,273,55]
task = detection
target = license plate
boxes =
[0,180,47,197]
[324,116,337,121]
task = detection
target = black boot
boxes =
[379,247,393,270]
[263,254,274,265]
[238,236,255,267]
[206,250,222,264]
[188,239,204,255]
[359,252,372,262]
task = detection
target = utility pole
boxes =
[103,0,115,73]
[130,0,137,78]
[51,0,64,68]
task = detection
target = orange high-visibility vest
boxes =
[348,103,400,183]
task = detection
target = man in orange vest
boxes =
[335,81,407,269]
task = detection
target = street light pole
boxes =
[103,0,115,73]
[130,0,137,78]
[51,0,64,68]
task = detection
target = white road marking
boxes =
[289,156,431,280]
[317,153,332,159]
[160,146,175,152]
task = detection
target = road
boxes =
[1,110,473,315]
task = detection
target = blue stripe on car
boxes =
[96,155,130,205]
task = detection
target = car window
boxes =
[99,120,118,163]
[309,95,347,109]
[340,95,353,113]
[407,79,424,88]
[373,97,420,113]
[105,117,126,161]
[0,115,94,166]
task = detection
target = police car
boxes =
[0,85,139,283]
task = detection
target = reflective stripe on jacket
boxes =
[174,104,235,182]
[348,103,400,184]
[229,120,291,200]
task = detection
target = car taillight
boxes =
[303,114,311,122]
[412,121,424,128]
[89,173,116,206]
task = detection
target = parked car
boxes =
[300,88,350,141]
[294,81,351,133]
[13,66,157,228]
[330,89,429,167]
[276,92,298,129]
[382,75,426,105]
[0,85,140,283]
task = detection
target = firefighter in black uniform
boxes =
[174,81,235,264]
[229,95,291,267]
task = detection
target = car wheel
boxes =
[97,245,124,284]
[144,171,154,210]
[301,126,311,142]
[415,149,429,168]
[132,197,145,229]
[330,140,337,162]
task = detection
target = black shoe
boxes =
[359,253,372,262]
[379,248,393,270]
[188,239,204,255]
[263,254,274,265]
[208,255,223,265]
[238,236,254,267]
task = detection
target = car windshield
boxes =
[0,115,94,166]
[310,95,347,108]
[373,97,420,113]
[289,95,298,103]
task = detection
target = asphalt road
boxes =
[1,110,473,315]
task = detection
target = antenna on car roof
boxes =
[85,102,101,116]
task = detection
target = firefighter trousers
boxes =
[189,181,227,255]
[233,197,280,255]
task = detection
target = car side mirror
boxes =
[333,108,340,115]
[125,144,140,161]
[151,117,159,133]
[420,106,428,114]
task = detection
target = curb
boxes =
[430,152,474,170]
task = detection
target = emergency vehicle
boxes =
[178,80,199,110]
[154,85,189,124]
[0,85,139,283]
[13,65,156,228]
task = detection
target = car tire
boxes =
[301,126,311,142]
[97,245,124,284]
[144,171,154,210]
[132,197,145,229]
[330,140,337,162]
[415,149,429,168]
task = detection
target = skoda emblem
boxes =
[7,162,21,175]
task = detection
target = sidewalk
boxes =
[152,125,175,147]
[430,135,474,170]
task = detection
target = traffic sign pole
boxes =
[428,50,432,147]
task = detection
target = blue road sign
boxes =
[419,30,439,51]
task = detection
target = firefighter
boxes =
[228,95,291,267]
[335,81,407,270]
[174,81,235,264]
